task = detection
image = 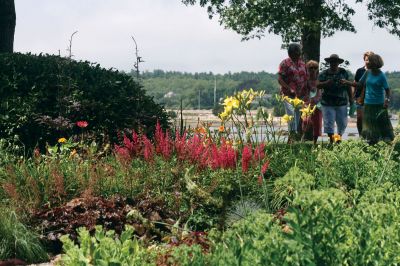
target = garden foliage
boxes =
[0,53,168,152]
[0,119,400,264]
[0,207,47,263]
[59,225,153,266]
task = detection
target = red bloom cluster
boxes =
[241,145,252,173]
[76,121,88,128]
[155,122,173,159]
[114,122,269,174]
[258,160,270,185]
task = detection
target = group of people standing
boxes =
[278,43,394,144]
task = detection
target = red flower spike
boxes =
[254,143,265,162]
[241,145,253,173]
[142,135,154,162]
[261,160,270,174]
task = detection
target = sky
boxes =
[14,0,400,74]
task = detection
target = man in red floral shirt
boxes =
[278,43,307,140]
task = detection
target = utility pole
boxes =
[213,76,217,107]
[131,35,144,80]
[198,89,201,110]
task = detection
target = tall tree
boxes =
[0,0,16,53]
[182,0,400,62]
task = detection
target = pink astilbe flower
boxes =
[174,131,187,161]
[218,142,237,169]
[258,160,270,185]
[161,130,173,159]
[254,143,265,162]
[114,145,131,162]
[122,134,136,157]
[261,160,270,174]
[199,148,211,169]
[241,145,253,173]
[187,135,205,164]
[142,135,154,162]
[210,144,220,169]
[155,121,164,154]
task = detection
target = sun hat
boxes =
[324,54,344,63]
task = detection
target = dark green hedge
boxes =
[0,53,169,151]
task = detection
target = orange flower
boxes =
[218,125,225,132]
[70,149,77,157]
[196,127,207,134]
[332,134,341,143]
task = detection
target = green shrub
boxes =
[59,225,154,265]
[171,183,400,266]
[0,207,47,263]
[0,53,169,152]
[315,140,400,191]
[271,166,315,210]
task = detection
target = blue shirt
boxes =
[360,70,389,104]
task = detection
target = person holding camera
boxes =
[318,54,353,143]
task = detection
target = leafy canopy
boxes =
[183,0,400,42]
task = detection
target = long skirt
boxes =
[362,104,394,143]
[302,109,322,139]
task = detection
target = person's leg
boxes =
[294,108,302,138]
[336,105,348,136]
[322,106,335,143]
[356,106,363,136]
[283,100,296,143]
[312,109,323,145]
[283,100,296,132]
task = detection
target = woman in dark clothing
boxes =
[342,54,394,144]
[353,51,374,135]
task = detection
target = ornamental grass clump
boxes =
[0,207,47,263]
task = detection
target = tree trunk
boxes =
[301,0,322,63]
[0,0,16,53]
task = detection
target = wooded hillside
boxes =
[138,70,400,110]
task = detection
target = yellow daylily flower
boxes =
[292,97,304,108]
[267,113,274,124]
[219,109,231,121]
[282,114,294,123]
[223,96,240,109]
[58,137,67,143]
[300,104,317,119]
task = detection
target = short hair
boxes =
[363,51,374,60]
[368,54,384,69]
[288,43,301,56]
[306,60,319,69]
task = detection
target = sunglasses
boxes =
[308,67,318,70]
